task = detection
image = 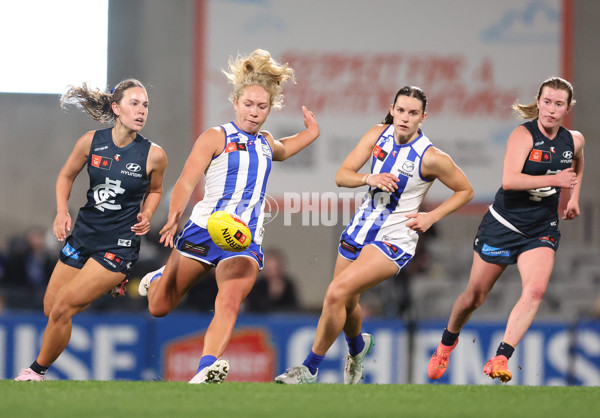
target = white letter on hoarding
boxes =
[93,325,137,380]
[53,325,91,380]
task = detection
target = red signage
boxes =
[163,328,276,382]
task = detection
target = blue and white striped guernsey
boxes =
[190,122,273,245]
[344,124,434,254]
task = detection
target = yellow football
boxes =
[207,211,251,252]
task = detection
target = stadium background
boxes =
[1,0,599,385]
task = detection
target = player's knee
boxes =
[148,301,171,318]
[48,299,74,323]
[43,299,52,318]
[324,283,350,307]
[461,290,487,311]
[215,292,242,316]
[523,285,546,303]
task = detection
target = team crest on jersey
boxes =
[92,177,125,212]
[91,154,113,169]
[226,142,248,153]
[373,146,388,161]
[528,149,551,163]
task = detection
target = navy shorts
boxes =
[174,220,264,269]
[338,231,413,273]
[59,235,137,274]
[474,211,560,265]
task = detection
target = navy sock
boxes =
[302,350,324,375]
[197,355,217,372]
[346,333,365,357]
[496,342,515,359]
[441,328,460,347]
[30,361,48,375]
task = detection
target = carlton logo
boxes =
[163,329,275,382]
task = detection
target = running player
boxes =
[275,86,473,384]
[428,77,584,383]
[15,79,167,381]
[138,49,320,383]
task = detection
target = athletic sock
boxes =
[441,328,460,347]
[30,361,48,375]
[346,333,365,357]
[197,355,217,372]
[302,350,324,375]
[496,342,515,359]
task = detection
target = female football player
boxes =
[428,77,584,383]
[275,86,473,384]
[15,79,167,381]
[139,49,320,383]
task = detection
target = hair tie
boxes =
[110,87,116,95]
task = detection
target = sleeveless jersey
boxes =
[491,119,574,235]
[190,122,273,245]
[72,127,152,252]
[344,125,434,253]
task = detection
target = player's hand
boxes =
[302,106,320,136]
[406,212,434,233]
[554,168,577,189]
[159,209,182,248]
[367,173,399,193]
[562,200,581,220]
[53,211,71,241]
[131,212,151,236]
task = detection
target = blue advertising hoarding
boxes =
[1,313,599,385]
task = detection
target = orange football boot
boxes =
[483,355,512,383]
[428,339,458,379]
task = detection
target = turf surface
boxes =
[1,381,599,418]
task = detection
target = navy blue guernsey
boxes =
[492,119,574,235]
[71,127,152,253]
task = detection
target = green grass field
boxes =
[1,381,599,418]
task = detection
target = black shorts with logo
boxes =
[59,235,137,274]
[473,210,560,265]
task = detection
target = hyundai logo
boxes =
[126,163,142,172]
[562,151,573,159]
